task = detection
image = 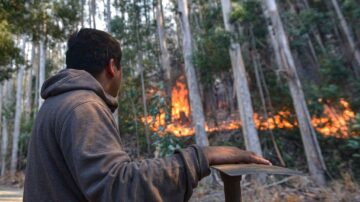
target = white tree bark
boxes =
[24,43,36,122]
[177,0,209,146]
[330,0,360,78]
[156,0,172,96]
[104,0,119,127]
[1,80,10,176]
[106,0,112,32]
[263,0,326,185]
[1,116,8,176]
[91,0,96,29]
[220,0,262,155]
[38,39,46,109]
[10,40,26,177]
[137,54,151,153]
[0,83,2,134]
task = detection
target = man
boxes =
[24,28,270,202]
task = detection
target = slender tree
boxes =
[177,0,209,146]
[330,0,360,78]
[262,0,326,185]
[156,0,172,97]
[134,0,151,153]
[38,39,46,109]
[220,0,262,155]
[10,40,26,177]
[24,43,36,122]
[106,0,112,32]
[1,80,11,176]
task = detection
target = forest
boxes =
[0,0,359,201]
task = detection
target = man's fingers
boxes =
[250,155,272,165]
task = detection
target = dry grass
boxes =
[190,173,360,202]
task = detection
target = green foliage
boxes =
[352,114,360,136]
[319,135,360,180]
[193,6,231,87]
[193,27,231,87]
[0,21,20,65]
[153,133,184,157]
[229,2,246,23]
[117,74,142,136]
[18,115,34,169]
[148,93,185,157]
[342,0,360,21]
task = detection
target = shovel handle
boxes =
[220,173,242,202]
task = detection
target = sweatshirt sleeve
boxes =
[58,101,211,202]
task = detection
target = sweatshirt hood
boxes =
[41,69,118,112]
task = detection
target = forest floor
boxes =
[190,174,360,202]
[0,176,358,202]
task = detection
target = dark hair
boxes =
[66,28,122,76]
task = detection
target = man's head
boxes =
[66,28,122,97]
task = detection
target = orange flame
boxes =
[143,78,357,138]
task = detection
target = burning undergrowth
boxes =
[142,76,359,138]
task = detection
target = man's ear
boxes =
[105,58,116,77]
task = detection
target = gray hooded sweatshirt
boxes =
[23,69,210,202]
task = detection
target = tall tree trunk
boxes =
[89,0,96,28]
[38,39,46,109]
[156,0,172,98]
[81,0,85,27]
[34,44,40,114]
[250,27,285,166]
[263,0,326,185]
[1,116,8,176]
[177,0,209,146]
[10,40,26,177]
[1,79,11,176]
[106,0,112,32]
[134,0,151,153]
[0,82,2,136]
[330,0,360,78]
[138,54,151,154]
[24,43,36,122]
[0,82,2,172]
[105,0,119,128]
[220,0,262,155]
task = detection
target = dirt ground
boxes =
[0,174,359,202]
[0,186,22,202]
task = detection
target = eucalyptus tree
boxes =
[177,0,209,146]
[156,0,172,97]
[220,0,262,156]
[262,0,326,185]
[330,0,360,78]
[10,39,26,177]
[0,80,12,176]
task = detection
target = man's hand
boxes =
[202,146,271,166]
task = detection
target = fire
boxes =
[312,99,356,138]
[143,77,358,138]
